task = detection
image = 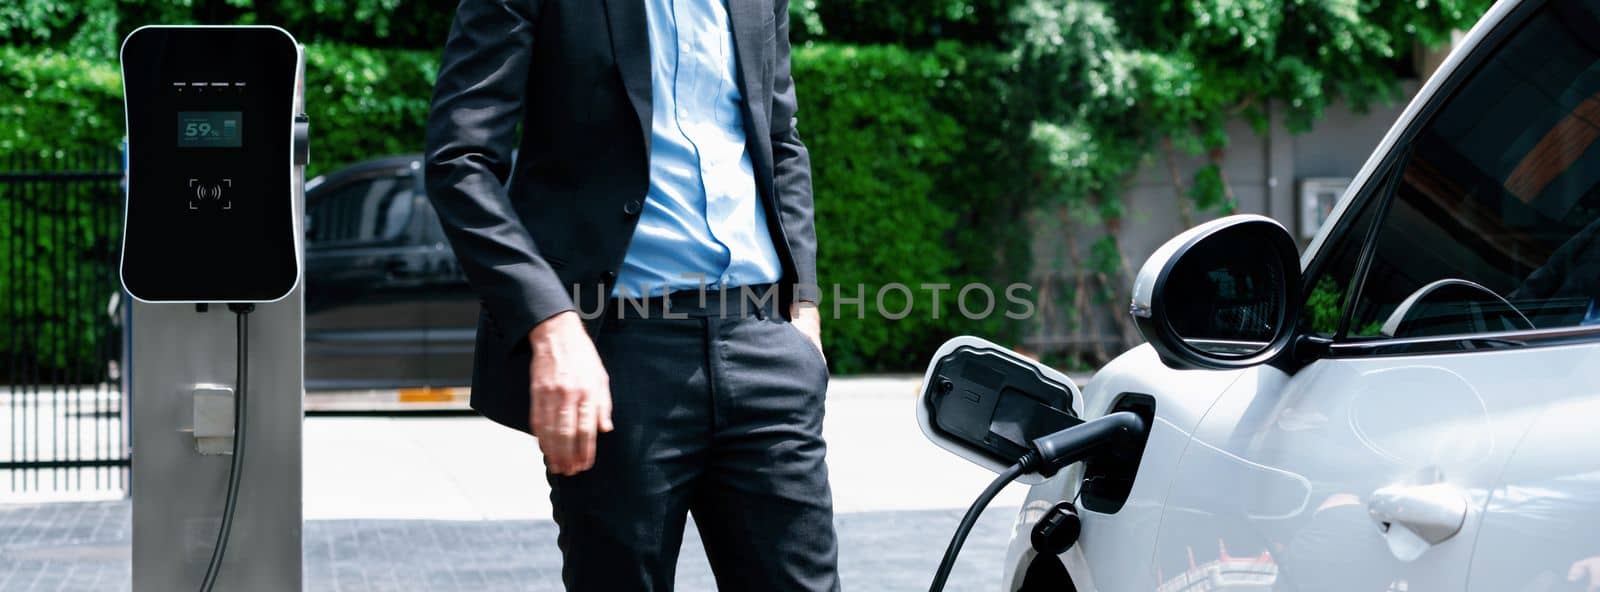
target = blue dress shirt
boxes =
[615,0,784,298]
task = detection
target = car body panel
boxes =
[1002,346,1246,591]
[1469,350,1600,591]
[999,0,1600,589]
[1152,344,1588,590]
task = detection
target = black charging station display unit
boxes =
[121,26,301,303]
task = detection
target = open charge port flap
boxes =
[926,345,1080,467]
[1078,393,1155,514]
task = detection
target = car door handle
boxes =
[1368,482,1468,559]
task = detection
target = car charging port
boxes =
[1079,393,1155,514]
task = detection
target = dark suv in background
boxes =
[304,155,475,391]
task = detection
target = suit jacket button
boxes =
[623,200,642,215]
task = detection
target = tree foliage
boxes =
[303,44,438,177]
[1,0,450,59]
[0,47,125,379]
[2,0,1501,371]
[799,0,1492,364]
[796,43,1037,371]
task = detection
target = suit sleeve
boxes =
[424,0,572,353]
[769,1,820,303]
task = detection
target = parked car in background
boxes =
[304,155,476,391]
[995,0,1600,589]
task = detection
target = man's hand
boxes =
[791,301,824,362]
[528,311,613,476]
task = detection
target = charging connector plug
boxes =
[929,411,1149,592]
[1027,411,1146,475]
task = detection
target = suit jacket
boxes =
[423,0,817,433]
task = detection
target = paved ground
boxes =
[0,376,1042,590]
[0,500,1019,591]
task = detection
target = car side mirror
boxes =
[1131,214,1302,370]
[916,336,1083,484]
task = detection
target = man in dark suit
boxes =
[423,0,837,590]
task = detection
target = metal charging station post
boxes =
[120,26,309,591]
[128,283,304,591]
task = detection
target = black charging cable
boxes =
[928,454,1036,592]
[199,303,254,592]
[928,411,1146,592]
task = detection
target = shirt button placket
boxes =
[676,26,690,120]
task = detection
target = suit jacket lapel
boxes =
[727,0,776,214]
[602,0,653,154]
[726,0,771,135]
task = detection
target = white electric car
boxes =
[995,0,1600,589]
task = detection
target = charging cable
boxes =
[928,411,1146,592]
[199,303,254,592]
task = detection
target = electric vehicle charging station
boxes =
[120,25,308,591]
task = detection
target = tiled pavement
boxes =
[0,500,1021,591]
[3,376,1044,590]
[0,503,126,592]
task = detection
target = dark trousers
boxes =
[547,289,840,591]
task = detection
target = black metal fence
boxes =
[0,150,130,494]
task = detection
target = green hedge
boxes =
[0,42,1036,374]
[0,46,123,156]
[302,44,437,178]
[3,0,451,55]
[793,0,1015,47]
[795,43,1035,372]
[0,48,125,380]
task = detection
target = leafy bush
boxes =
[228,1,451,49]
[0,47,125,380]
[302,44,437,177]
[793,0,1015,47]
[0,0,123,60]
[794,0,1493,365]
[795,43,1036,372]
[3,0,449,57]
[0,46,123,156]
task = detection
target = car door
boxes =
[1151,0,1600,589]
[304,165,431,389]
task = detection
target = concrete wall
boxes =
[1025,83,1419,359]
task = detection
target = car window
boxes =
[307,174,415,246]
[1347,0,1600,340]
[1299,185,1383,338]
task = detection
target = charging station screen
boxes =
[121,27,300,302]
[177,111,242,148]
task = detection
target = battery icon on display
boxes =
[178,111,243,148]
